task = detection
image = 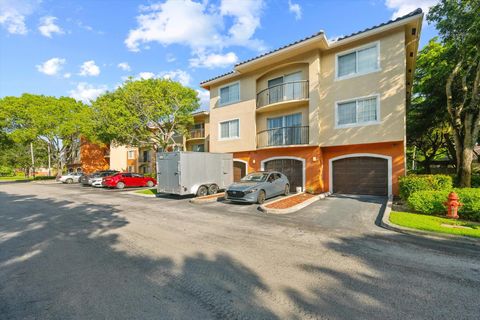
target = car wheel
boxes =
[66,178,73,184]
[116,182,125,189]
[146,180,154,188]
[208,184,219,195]
[257,190,266,204]
[197,185,208,197]
[284,184,290,196]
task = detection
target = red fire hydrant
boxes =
[444,192,462,219]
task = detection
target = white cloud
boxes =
[288,1,302,20]
[0,0,39,35]
[117,62,131,71]
[69,82,108,104]
[134,69,192,86]
[196,89,210,110]
[159,69,191,86]
[137,72,155,80]
[166,53,176,63]
[125,0,264,68]
[79,60,100,76]
[38,16,63,38]
[36,57,66,76]
[385,0,438,19]
[63,73,71,79]
[189,52,238,69]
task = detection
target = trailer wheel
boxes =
[208,184,219,195]
[197,185,208,197]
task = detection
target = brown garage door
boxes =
[264,159,303,192]
[233,161,246,182]
[332,157,388,196]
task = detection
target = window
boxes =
[127,166,135,173]
[267,113,302,146]
[219,82,240,106]
[337,43,379,79]
[127,150,135,159]
[267,71,303,104]
[219,119,240,139]
[336,95,379,127]
[142,150,149,162]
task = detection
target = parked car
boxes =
[58,172,83,184]
[225,171,290,204]
[80,170,119,186]
[102,172,157,189]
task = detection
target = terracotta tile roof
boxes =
[234,31,324,67]
[334,8,422,42]
[200,8,422,86]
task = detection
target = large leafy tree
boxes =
[92,78,199,150]
[427,0,480,186]
[407,39,453,172]
[0,94,92,174]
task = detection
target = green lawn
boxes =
[0,175,32,181]
[134,188,158,195]
[390,211,480,238]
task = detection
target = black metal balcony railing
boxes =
[188,128,205,139]
[256,80,309,108]
[257,126,309,148]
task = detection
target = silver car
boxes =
[58,172,83,184]
[225,171,290,204]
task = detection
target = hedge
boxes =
[399,175,452,200]
[33,176,57,180]
[407,188,480,221]
[0,166,14,177]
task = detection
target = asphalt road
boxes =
[0,182,479,319]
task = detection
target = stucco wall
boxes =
[318,30,406,146]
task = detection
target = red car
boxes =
[102,173,157,189]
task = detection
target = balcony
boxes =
[257,126,309,148]
[256,80,309,111]
[187,128,205,140]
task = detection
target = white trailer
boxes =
[156,152,233,196]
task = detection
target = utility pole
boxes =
[30,142,35,178]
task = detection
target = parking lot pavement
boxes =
[1,183,479,319]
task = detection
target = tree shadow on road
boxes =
[283,233,480,319]
[0,192,279,319]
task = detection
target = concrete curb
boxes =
[259,192,330,215]
[381,196,480,247]
[126,190,157,198]
[189,193,225,204]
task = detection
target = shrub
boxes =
[472,174,480,188]
[33,176,57,180]
[407,190,449,215]
[0,166,14,177]
[399,175,452,200]
[144,173,156,179]
[407,188,480,221]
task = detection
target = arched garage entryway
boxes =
[329,154,392,196]
[233,160,248,182]
[261,157,305,192]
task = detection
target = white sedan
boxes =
[91,177,104,187]
[59,172,83,184]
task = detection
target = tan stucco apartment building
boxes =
[201,9,423,196]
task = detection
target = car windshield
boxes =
[240,172,268,182]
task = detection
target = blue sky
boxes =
[0,0,439,109]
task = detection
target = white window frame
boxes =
[218,118,240,141]
[335,41,381,81]
[218,81,241,107]
[127,150,135,160]
[335,94,381,129]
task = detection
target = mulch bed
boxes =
[265,193,315,209]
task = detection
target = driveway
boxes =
[0,183,479,319]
